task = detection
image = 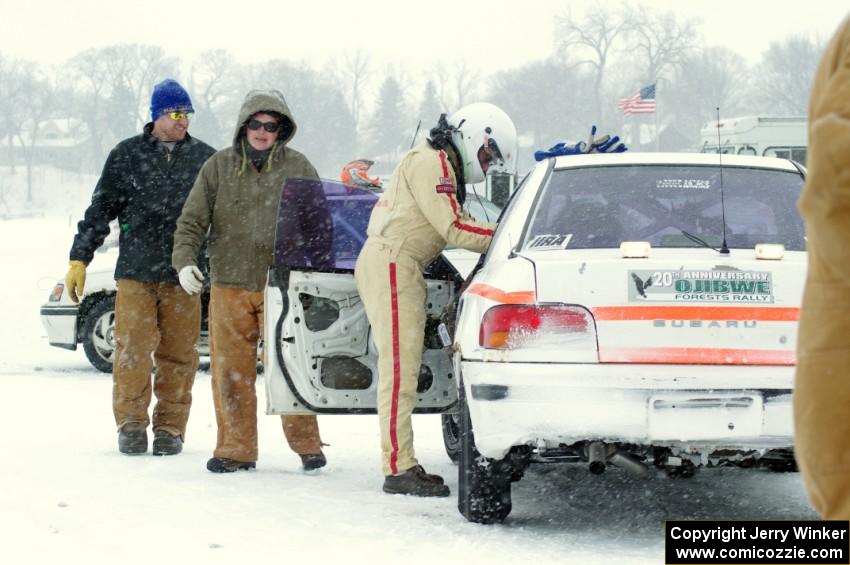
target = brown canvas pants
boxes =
[355,243,425,476]
[209,286,323,462]
[112,279,201,438]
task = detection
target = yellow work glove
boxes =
[65,260,87,303]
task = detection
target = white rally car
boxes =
[263,156,806,524]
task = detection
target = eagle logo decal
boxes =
[631,273,653,298]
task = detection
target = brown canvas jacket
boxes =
[794,15,850,519]
[173,90,319,291]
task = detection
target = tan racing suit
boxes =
[354,142,495,476]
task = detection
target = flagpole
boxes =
[654,109,659,152]
[654,83,659,151]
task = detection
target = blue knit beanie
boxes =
[150,79,193,122]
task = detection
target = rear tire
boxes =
[457,379,512,524]
[441,413,461,463]
[81,296,116,373]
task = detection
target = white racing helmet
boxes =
[447,102,517,184]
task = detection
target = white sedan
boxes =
[263,155,806,524]
[39,247,211,373]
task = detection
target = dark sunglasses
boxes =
[246,119,280,133]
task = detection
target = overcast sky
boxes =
[0,0,847,72]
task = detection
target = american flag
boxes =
[618,83,656,116]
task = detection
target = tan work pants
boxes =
[795,276,850,519]
[113,279,200,438]
[355,243,425,476]
[209,286,323,462]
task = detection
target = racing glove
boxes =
[65,260,87,304]
[178,265,204,295]
[586,125,627,153]
[534,141,585,161]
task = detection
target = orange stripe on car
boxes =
[467,283,536,304]
[592,305,799,322]
[599,347,796,366]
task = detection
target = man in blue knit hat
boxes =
[65,78,215,456]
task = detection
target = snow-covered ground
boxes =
[0,197,819,564]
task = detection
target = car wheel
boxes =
[457,378,512,524]
[81,296,116,373]
[441,413,461,464]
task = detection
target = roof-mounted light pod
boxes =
[620,241,651,259]
[755,243,785,260]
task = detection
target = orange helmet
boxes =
[341,159,382,189]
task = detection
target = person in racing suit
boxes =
[354,103,517,497]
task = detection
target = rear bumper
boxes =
[460,360,793,460]
[40,305,78,349]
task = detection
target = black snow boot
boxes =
[118,422,148,455]
[152,430,183,456]
[383,465,450,497]
[300,452,327,471]
[206,457,256,473]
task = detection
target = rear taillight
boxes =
[49,283,64,302]
[479,304,594,349]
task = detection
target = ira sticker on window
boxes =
[656,178,712,190]
[528,233,573,250]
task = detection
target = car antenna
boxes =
[410,120,422,149]
[715,107,730,255]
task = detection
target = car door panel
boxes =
[264,268,457,414]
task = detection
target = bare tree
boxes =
[63,50,117,167]
[753,34,825,115]
[0,54,30,173]
[667,47,750,150]
[15,68,57,204]
[626,7,700,85]
[188,49,245,148]
[365,74,410,162]
[554,6,628,123]
[331,49,372,132]
[99,44,179,129]
[63,44,178,166]
[247,59,356,176]
[417,80,444,133]
[490,57,593,173]
[430,60,481,110]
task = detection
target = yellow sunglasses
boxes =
[168,111,194,121]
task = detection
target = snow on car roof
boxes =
[552,152,801,171]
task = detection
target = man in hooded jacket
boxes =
[173,90,328,473]
[794,15,850,520]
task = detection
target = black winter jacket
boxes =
[70,124,215,283]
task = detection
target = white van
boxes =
[700,116,807,165]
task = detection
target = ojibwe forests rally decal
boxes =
[628,269,774,303]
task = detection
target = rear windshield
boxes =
[523,164,805,251]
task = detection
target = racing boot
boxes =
[383,465,450,497]
[118,422,148,455]
[206,457,256,473]
[152,430,183,456]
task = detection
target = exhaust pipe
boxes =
[585,442,650,478]
[587,442,607,475]
[608,451,649,478]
